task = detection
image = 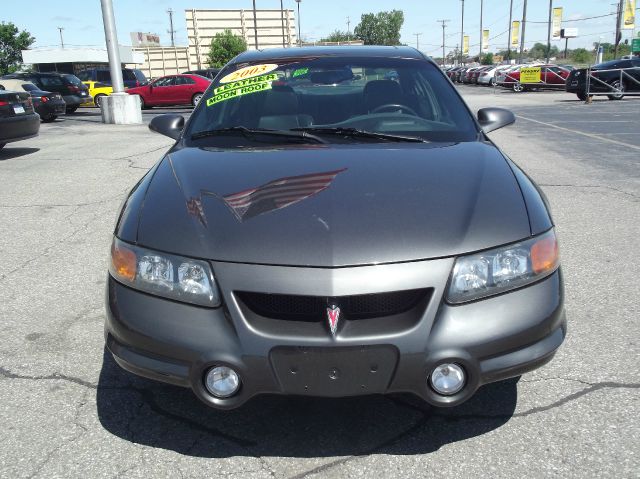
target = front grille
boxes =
[237,289,431,322]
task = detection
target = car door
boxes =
[629,59,640,91]
[173,76,197,104]
[149,76,177,105]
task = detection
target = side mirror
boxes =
[477,107,516,133]
[149,114,185,140]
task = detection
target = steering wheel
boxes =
[371,103,419,116]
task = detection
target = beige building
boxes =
[131,46,190,79]
[185,9,297,70]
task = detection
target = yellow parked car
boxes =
[81,81,113,107]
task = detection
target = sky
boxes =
[3,0,639,56]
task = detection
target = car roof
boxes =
[232,46,428,64]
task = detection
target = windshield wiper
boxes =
[291,127,428,143]
[190,126,326,144]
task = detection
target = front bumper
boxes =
[105,259,566,409]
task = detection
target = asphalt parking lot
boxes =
[1,89,638,478]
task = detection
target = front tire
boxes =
[41,115,57,123]
[513,82,524,92]
[607,80,625,100]
[192,93,203,107]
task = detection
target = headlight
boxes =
[109,237,221,307]
[447,229,559,304]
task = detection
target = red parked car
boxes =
[126,74,211,109]
[498,65,571,92]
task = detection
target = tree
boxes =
[320,30,352,43]
[354,10,404,46]
[526,42,559,60]
[570,48,592,64]
[0,22,35,75]
[481,53,494,65]
[207,29,247,68]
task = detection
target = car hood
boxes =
[135,142,530,267]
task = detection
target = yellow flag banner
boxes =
[511,21,520,47]
[463,35,470,55]
[623,0,635,30]
[482,30,490,52]
[552,8,563,39]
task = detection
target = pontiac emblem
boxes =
[326,305,341,336]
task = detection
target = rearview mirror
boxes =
[149,114,185,140]
[477,108,516,133]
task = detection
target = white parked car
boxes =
[477,65,513,86]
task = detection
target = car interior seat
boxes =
[258,86,313,130]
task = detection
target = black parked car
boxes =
[1,72,91,113]
[566,58,640,100]
[76,67,148,88]
[0,79,65,122]
[182,68,221,80]
[0,89,39,150]
[106,46,566,410]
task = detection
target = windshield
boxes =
[186,57,478,144]
[63,74,83,86]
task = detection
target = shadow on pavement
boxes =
[0,147,40,160]
[97,349,518,458]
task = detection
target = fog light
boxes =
[430,363,465,396]
[205,366,240,398]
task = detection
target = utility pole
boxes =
[252,0,259,49]
[296,0,302,47]
[479,0,484,58]
[347,17,351,42]
[438,20,450,66]
[167,8,176,47]
[519,0,528,63]
[280,0,285,47]
[460,0,465,63]
[57,27,65,48]
[546,0,553,63]
[507,0,514,61]
[414,33,423,50]
[614,0,623,58]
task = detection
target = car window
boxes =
[154,77,175,87]
[63,74,84,86]
[176,76,196,85]
[21,83,38,92]
[132,70,147,83]
[97,70,110,82]
[188,57,478,143]
[40,76,64,87]
[77,71,90,81]
[122,69,136,80]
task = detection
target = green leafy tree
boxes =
[354,10,404,46]
[570,48,592,64]
[0,22,35,75]
[526,42,559,60]
[207,29,247,68]
[481,52,494,65]
[320,30,352,43]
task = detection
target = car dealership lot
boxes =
[0,90,638,479]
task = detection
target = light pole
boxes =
[99,0,141,124]
[507,0,514,61]
[414,33,423,50]
[479,0,484,58]
[252,0,259,49]
[546,0,553,63]
[57,27,65,48]
[519,0,528,63]
[460,0,465,63]
[280,0,285,47]
[295,0,302,47]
